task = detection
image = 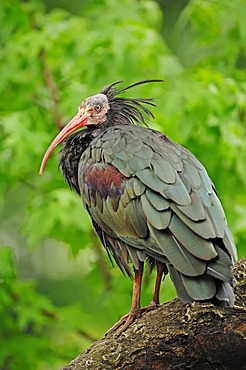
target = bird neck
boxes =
[59,127,100,194]
[58,117,130,195]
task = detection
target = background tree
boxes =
[0,0,245,369]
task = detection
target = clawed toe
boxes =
[106,308,142,336]
[106,303,160,336]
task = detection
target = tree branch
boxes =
[61,259,246,370]
[40,49,63,131]
[29,10,63,132]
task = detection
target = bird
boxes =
[39,80,237,334]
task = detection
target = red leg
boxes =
[106,261,144,335]
[152,261,165,305]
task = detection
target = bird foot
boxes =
[106,307,142,336]
[148,300,160,309]
[106,303,160,336]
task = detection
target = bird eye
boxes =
[94,104,101,113]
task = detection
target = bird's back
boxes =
[78,124,237,306]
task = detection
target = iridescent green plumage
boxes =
[77,123,236,305]
[53,80,237,334]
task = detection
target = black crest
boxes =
[101,80,163,126]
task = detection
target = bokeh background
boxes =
[0,0,245,369]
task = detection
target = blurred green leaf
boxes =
[0,0,245,368]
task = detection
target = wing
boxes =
[79,124,237,305]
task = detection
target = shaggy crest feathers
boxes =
[101,80,163,126]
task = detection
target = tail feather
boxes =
[168,261,235,306]
[168,265,192,303]
[215,281,235,307]
[207,266,232,283]
[181,274,216,301]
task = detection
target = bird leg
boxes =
[139,261,166,315]
[151,261,166,306]
[106,261,144,336]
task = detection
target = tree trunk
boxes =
[61,259,246,370]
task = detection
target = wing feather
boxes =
[145,189,170,211]
[169,214,217,260]
[176,190,206,221]
[79,124,236,306]
[148,223,206,276]
[141,194,171,230]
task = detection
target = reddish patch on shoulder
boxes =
[83,163,128,198]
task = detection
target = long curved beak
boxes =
[39,108,89,176]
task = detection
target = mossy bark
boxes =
[62,259,246,370]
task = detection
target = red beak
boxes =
[39,108,89,175]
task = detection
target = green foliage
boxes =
[0,247,88,369]
[0,0,245,368]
